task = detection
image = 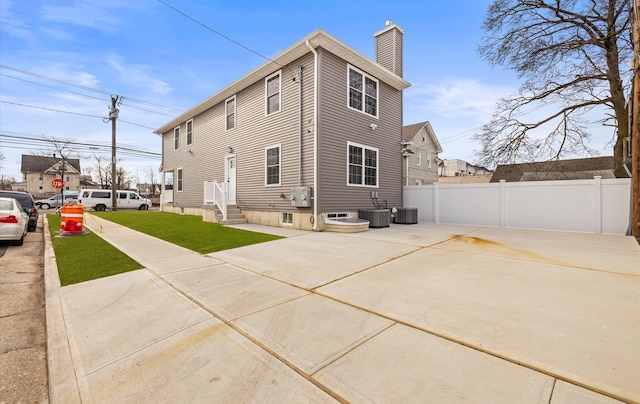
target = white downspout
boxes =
[306,40,318,230]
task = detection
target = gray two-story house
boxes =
[155,21,410,231]
[401,121,442,185]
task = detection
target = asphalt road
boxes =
[0,215,48,403]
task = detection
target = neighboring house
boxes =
[16,155,82,197]
[440,159,493,178]
[401,121,442,185]
[490,156,615,182]
[79,175,98,189]
[155,21,410,231]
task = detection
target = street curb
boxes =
[43,215,82,403]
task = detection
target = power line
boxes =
[0,73,107,102]
[1,100,106,119]
[157,0,283,68]
[1,73,175,117]
[0,64,182,113]
[0,132,161,159]
[1,100,157,129]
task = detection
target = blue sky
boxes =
[0,0,609,181]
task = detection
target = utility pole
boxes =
[632,0,640,237]
[109,96,121,211]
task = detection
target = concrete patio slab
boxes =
[60,270,211,376]
[142,254,224,274]
[163,264,309,320]
[209,232,418,289]
[314,324,555,403]
[233,294,394,374]
[226,223,311,238]
[82,317,337,403]
[550,381,626,404]
[435,227,640,276]
[317,247,640,403]
[339,222,486,247]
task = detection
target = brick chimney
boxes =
[374,19,404,77]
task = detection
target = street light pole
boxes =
[109,96,120,211]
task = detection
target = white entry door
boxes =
[225,155,236,204]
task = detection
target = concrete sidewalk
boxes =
[45,215,640,403]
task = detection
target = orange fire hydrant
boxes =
[60,202,84,235]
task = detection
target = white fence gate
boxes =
[403,177,631,235]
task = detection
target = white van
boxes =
[78,189,152,211]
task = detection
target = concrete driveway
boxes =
[46,218,640,403]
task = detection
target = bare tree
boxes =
[90,155,111,189]
[475,0,632,177]
[87,155,130,189]
[144,165,158,195]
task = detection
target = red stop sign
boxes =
[51,178,65,189]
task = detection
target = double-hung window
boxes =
[226,96,236,130]
[265,145,281,186]
[348,65,378,118]
[416,150,422,166]
[347,142,378,187]
[186,120,193,146]
[176,168,183,192]
[174,126,180,150]
[265,71,281,115]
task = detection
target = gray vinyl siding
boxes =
[316,49,403,213]
[375,28,403,77]
[161,53,315,210]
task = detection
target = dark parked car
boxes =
[0,191,38,231]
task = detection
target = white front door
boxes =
[225,155,236,204]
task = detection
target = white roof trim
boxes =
[155,29,410,135]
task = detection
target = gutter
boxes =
[306,40,318,231]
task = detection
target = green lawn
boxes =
[91,211,282,254]
[47,214,143,286]
[48,211,282,286]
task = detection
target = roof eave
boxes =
[155,29,411,135]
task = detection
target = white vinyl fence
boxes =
[403,177,631,235]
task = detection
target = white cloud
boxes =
[407,78,515,120]
[0,0,36,42]
[106,55,172,95]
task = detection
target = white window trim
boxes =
[174,126,180,150]
[264,144,281,187]
[186,120,193,146]
[265,70,282,116]
[176,167,184,192]
[427,151,432,169]
[346,64,379,119]
[281,212,293,226]
[346,141,379,188]
[416,150,422,166]
[225,95,236,131]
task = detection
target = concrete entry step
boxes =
[213,204,247,225]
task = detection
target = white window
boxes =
[174,126,180,150]
[226,96,236,130]
[416,150,422,166]
[347,65,378,118]
[38,173,44,180]
[186,120,193,145]
[422,130,427,142]
[281,212,293,225]
[427,152,432,169]
[265,145,281,186]
[265,71,281,115]
[176,167,183,192]
[347,142,378,187]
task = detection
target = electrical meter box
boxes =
[290,186,312,208]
